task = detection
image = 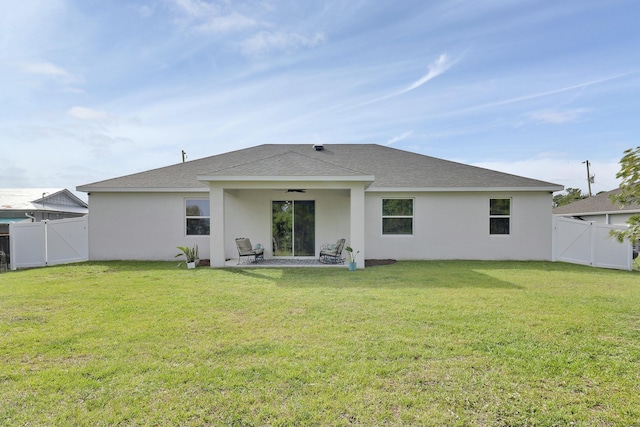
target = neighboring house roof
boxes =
[77,144,563,192]
[0,188,88,214]
[553,188,640,216]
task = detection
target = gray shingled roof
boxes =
[553,188,640,215]
[77,144,562,192]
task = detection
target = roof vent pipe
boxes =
[313,143,324,151]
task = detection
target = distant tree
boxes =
[553,188,588,207]
[610,146,640,243]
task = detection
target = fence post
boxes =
[44,220,49,266]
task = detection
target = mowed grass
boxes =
[1,261,639,426]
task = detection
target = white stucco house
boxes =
[77,144,563,268]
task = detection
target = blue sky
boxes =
[1,0,638,198]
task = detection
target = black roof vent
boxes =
[312,143,324,151]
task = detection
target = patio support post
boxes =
[210,185,225,268]
[350,183,366,268]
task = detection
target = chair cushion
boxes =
[236,238,253,253]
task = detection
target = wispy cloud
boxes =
[529,108,590,124]
[241,31,326,55]
[135,4,155,18]
[67,106,111,121]
[400,54,454,95]
[471,156,621,193]
[457,71,638,115]
[196,11,256,33]
[16,60,82,83]
[171,0,256,33]
[385,131,413,146]
[171,0,218,19]
[354,53,455,108]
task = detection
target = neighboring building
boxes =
[0,188,88,234]
[0,188,89,262]
[552,188,640,225]
[77,144,563,268]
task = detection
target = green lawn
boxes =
[1,261,639,426]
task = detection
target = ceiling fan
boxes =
[273,189,306,193]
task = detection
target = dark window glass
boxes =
[490,199,510,216]
[383,218,413,235]
[187,218,210,236]
[490,218,510,235]
[186,199,210,217]
[382,199,413,216]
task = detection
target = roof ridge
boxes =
[288,148,370,175]
[209,149,368,175]
[207,149,296,174]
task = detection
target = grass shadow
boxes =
[268,261,526,290]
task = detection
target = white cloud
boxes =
[171,0,256,33]
[67,106,111,121]
[402,53,454,94]
[241,31,326,55]
[529,108,590,124]
[20,61,68,77]
[471,156,621,194]
[456,71,636,115]
[385,131,413,146]
[172,0,214,19]
[196,11,256,33]
[353,53,455,108]
[135,4,155,18]
[16,60,81,82]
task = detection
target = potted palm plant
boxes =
[345,246,359,271]
[175,244,199,269]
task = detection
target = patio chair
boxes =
[235,238,264,264]
[319,238,346,264]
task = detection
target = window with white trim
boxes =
[382,198,413,235]
[489,198,510,235]
[185,199,210,235]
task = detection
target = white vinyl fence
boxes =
[552,216,633,271]
[9,217,88,270]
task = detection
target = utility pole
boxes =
[582,160,594,197]
[181,150,187,163]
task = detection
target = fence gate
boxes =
[552,216,632,271]
[9,217,88,270]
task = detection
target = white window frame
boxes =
[185,198,210,236]
[382,198,414,236]
[489,198,511,235]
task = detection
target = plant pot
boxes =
[187,261,196,269]
[348,262,357,271]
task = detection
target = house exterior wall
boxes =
[87,192,211,260]
[364,191,554,261]
[87,189,554,262]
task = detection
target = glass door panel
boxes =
[272,201,293,256]
[272,200,315,257]
[293,200,315,256]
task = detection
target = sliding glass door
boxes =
[272,200,315,256]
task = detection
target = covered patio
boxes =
[200,178,371,269]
